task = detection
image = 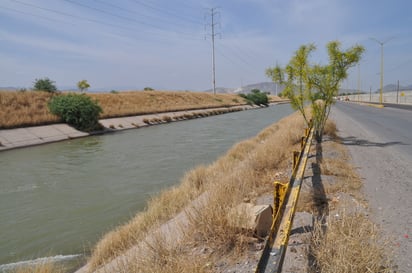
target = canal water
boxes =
[0,104,293,270]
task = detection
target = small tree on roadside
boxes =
[266,41,364,142]
[77,80,90,93]
[33,77,57,93]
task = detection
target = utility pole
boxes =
[369,86,372,102]
[206,8,220,95]
[370,37,393,105]
[357,64,361,101]
[397,80,399,104]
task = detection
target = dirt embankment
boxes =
[0,89,286,129]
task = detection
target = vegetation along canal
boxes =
[0,104,293,270]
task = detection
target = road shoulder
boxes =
[330,106,412,273]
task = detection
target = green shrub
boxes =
[48,93,103,131]
[33,77,57,93]
[238,89,269,106]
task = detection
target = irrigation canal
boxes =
[0,104,293,271]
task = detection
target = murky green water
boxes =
[0,104,293,270]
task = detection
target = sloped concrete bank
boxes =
[0,104,278,152]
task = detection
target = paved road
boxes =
[331,102,412,272]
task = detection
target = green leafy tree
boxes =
[48,93,102,131]
[33,77,57,93]
[239,89,269,106]
[266,41,364,142]
[77,80,90,92]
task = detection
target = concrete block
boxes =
[229,203,273,237]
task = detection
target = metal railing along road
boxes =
[255,125,314,273]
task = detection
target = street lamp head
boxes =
[369,36,395,45]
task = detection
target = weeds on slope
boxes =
[310,211,394,273]
[12,261,64,273]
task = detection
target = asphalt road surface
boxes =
[331,102,412,273]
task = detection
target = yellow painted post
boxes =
[301,136,305,149]
[273,181,287,218]
[293,151,300,170]
[255,127,314,273]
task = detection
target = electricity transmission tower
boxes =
[205,8,220,95]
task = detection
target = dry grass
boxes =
[0,91,59,128]
[87,111,306,272]
[310,211,393,273]
[90,91,249,119]
[297,119,363,213]
[0,90,266,129]
[293,119,394,273]
[112,231,210,273]
[12,261,64,273]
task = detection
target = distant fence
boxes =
[342,90,412,104]
[255,125,314,273]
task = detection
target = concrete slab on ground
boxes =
[0,124,89,151]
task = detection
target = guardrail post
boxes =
[301,136,306,149]
[273,181,287,218]
[293,151,300,170]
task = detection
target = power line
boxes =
[0,4,76,26]
[218,42,254,67]
[89,0,205,39]
[1,5,176,47]
[8,0,138,33]
[128,0,204,25]
[91,0,190,28]
[215,47,257,75]
[62,0,197,37]
[7,0,202,40]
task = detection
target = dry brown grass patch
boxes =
[323,119,338,138]
[120,232,210,273]
[0,91,59,128]
[310,211,394,273]
[293,119,394,272]
[13,261,64,273]
[297,119,363,213]
[91,91,246,119]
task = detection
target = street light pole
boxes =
[370,37,393,105]
[379,42,384,104]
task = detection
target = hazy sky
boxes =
[1,0,411,91]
